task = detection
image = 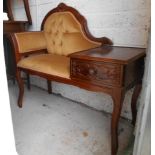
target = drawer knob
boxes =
[89,68,96,75]
[77,68,81,72]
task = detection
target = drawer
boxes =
[70,59,123,86]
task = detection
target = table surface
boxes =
[69,46,146,64]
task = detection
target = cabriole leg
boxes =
[131,83,142,125]
[16,69,24,108]
[111,88,125,155]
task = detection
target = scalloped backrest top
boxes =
[41,3,101,56]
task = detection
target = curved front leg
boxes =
[111,88,125,155]
[16,69,24,108]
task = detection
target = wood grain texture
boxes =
[69,45,146,64]
[71,58,122,86]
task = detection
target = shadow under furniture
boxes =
[10,3,145,155]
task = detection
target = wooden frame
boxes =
[4,0,32,25]
[9,3,145,155]
[3,0,33,88]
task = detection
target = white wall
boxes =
[12,0,151,119]
[133,33,151,155]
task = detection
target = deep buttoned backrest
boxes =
[42,5,101,56]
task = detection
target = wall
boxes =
[133,33,151,155]
[12,0,151,119]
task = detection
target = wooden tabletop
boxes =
[69,46,146,64]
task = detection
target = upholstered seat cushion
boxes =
[17,54,70,79]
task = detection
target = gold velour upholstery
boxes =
[43,12,101,55]
[17,54,70,79]
[14,10,101,79]
[15,31,46,53]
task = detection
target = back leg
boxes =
[16,69,24,108]
[47,80,52,94]
[131,83,142,125]
[26,73,31,90]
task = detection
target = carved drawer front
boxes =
[70,59,122,86]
